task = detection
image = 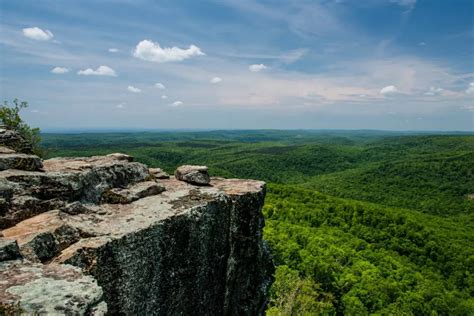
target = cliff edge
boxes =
[0,128,273,315]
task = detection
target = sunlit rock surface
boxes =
[0,129,273,315]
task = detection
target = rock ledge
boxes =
[0,130,273,315]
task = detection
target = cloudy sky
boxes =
[0,0,473,131]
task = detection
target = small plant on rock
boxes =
[0,99,43,156]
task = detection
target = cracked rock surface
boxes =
[0,129,273,315]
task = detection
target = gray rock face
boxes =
[0,260,106,315]
[0,152,273,315]
[175,165,210,185]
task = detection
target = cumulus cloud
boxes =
[127,86,141,93]
[155,83,166,89]
[249,64,267,72]
[210,77,222,84]
[161,95,168,99]
[380,85,398,95]
[466,82,474,94]
[51,67,69,74]
[172,101,183,106]
[22,27,54,41]
[108,48,119,53]
[77,65,117,76]
[424,87,443,96]
[133,40,204,63]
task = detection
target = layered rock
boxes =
[0,128,34,154]
[0,130,273,315]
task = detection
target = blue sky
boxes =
[0,0,473,131]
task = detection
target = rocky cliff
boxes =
[0,128,273,315]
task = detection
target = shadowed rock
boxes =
[0,239,21,261]
[175,165,210,185]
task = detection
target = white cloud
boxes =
[22,27,54,41]
[466,82,474,94]
[77,65,116,76]
[418,42,426,46]
[133,40,205,63]
[155,83,166,89]
[161,95,168,99]
[172,101,183,106]
[51,67,69,74]
[424,86,443,96]
[210,77,222,84]
[380,85,398,95]
[127,86,141,93]
[249,64,267,72]
[108,48,119,53]
[116,103,126,109]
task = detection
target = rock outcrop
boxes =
[0,129,273,315]
[175,165,210,185]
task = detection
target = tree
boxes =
[0,99,42,156]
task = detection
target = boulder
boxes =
[106,153,133,162]
[149,167,170,179]
[175,165,210,185]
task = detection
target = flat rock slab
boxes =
[0,153,43,171]
[0,260,106,315]
[101,181,165,204]
[0,146,15,154]
[175,165,210,185]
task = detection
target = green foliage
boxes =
[0,99,42,156]
[264,185,474,315]
[267,265,334,315]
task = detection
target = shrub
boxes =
[0,99,43,156]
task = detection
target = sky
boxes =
[0,0,473,131]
